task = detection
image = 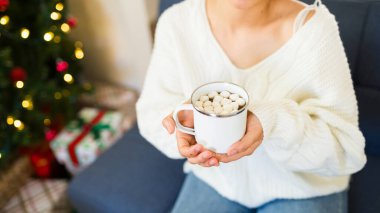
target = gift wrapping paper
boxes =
[50,108,123,174]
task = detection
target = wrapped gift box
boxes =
[79,81,138,132]
[50,108,123,174]
[1,179,70,213]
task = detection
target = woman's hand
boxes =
[217,111,264,163]
[162,110,219,167]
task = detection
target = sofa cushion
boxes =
[356,3,380,89]
[355,87,380,155]
[349,154,380,213]
[68,125,186,213]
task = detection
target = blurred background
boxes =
[0,0,159,211]
[66,0,158,91]
[1,0,379,212]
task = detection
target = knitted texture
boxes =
[136,0,366,207]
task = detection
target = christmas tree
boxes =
[0,0,88,167]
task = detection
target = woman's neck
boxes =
[207,0,274,29]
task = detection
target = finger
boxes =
[199,157,219,167]
[207,157,219,167]
[218,141,259,163]
[227,132,256,156]
[162,114,175,134]
[189,144,203,156]
[199,162,212,167]
[187,150,213,164]
[176,129,197,145]
[177,137,192,157]
[177,138,203,158]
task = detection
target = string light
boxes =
[50,12,62,20]
[63,73,74,84]
[53,36,61,43]
[7,116,14,125]
[22,96,33,110]
[44,118,51,126]
[61,23,70,33]
[20,28,30,39]
[22,100,30,108]
[18,123,25,131]
[54,92,62,100]
[44,32,54,41]
[16,81,24,89]
[56,3,64,11]
[75,48,84,59]
[0,15,9,25]
[14,120,24,130]
[14,120,21,127]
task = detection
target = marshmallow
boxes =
[208,91,218,99]
[203,101,212,107]
[229,94,240,101]
[237,98,246,106]
[220,91,231,98]
[231,102,239,111]
[221,98,232,106]
[213,95,223,103]
[221,110,231,115]
[196,90,246,115]
[195,101,203,108]
[212,101,221,108]
[200,95,209,102]
[204,106,214,113]
[196,106,204,111]
[223,104,233,112]
[214,106,223,114]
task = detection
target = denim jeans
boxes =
[171,173,347,213]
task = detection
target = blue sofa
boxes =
[68,0,380,212]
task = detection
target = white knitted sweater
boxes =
[136,0,367,207]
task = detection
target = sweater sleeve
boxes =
[136,10,185,159]
[251,18,366,176]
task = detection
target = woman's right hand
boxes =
[162,111,219,167]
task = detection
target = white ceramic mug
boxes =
[173,82,249,153]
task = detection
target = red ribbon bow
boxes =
[68,111,106,167]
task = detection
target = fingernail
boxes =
[228,150,237,156]
[210,159,217,166]
[194,146,200,153]
[164,121,171,134]
[163,120,168,129]
[202,152,211,159]
[168,121,174,130]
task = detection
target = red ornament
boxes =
[10,67,27,83]
[56,60,69,72]
[30,150,54,178]
[0,0,9,12]
[45,129,58,142]
[67,17,77,28]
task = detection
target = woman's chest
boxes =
[212,28,291,70]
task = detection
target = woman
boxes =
[136,0,366,212]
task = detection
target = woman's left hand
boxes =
[216,111,264,163]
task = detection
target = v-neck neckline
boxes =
[201,0,321,72]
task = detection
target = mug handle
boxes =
[172,104,195,135]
